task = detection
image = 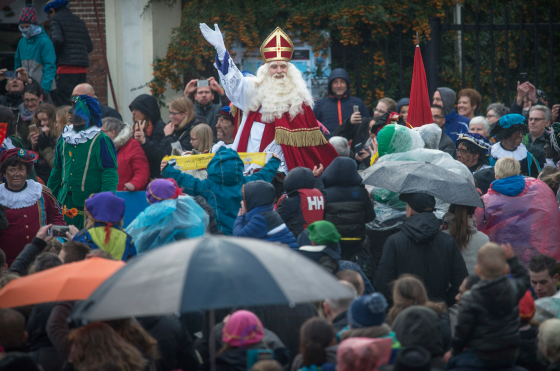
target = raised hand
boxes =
[199,23,227,60]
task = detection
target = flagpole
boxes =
[416,32,419,46]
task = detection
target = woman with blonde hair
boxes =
[69,322,147,371]
[162,96,200,155]
[538,318,560,369]
[190,123,214,153]
[56,105,71,133]
[30,103,58,183]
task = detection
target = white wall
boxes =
[105,0,182,125]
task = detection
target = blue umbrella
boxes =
[72,236,353,322]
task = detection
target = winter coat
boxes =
[73,222,136,261]
[193,95,230,140]
[517,326,546,371]
[160,117,200,155]
[332,310,349,332]
[475,176,560,268]
[8,237,47,276]
[161,147,281,235]
[15,27,57,93]
[313,68,370,138]
[451,256,529,355]
[129,94,166,179]
[277,167,325,238]
[215,342,269,371]
[113,124,150,191]
[291,344,338,371]
[439,131,456,155]
[138,315,199,371]
[435,88,470,144]
[0,93,23,114]
[48,8,93,67]
[321,157,376,241]
[27,303,64,371]
[333,114,372,154]
[375,212,468,307]
[233,181,298,249]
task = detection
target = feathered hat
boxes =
[72,95,102,128]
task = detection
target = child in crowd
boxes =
[233,180,298,248]
[444,242,529,369]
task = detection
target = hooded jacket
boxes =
[436,87,470,144]
[15,27,57,93]
[375,212,468,307]
[161,147,281,235]
[321,157,375,240]
[313,68,370,138]
[129,94,166,178]
[112,124,150,191]
[48,7,93,67]
[277,167,325,238]
[451,256,529,355]
[233,181,298,248]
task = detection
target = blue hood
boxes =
[207,147,245,186]
[491,175,526,196]
[328,68,351,96]
[321,157,363,188]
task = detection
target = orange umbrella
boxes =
[0,257,125,308]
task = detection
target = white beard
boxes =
[246,62,314,123]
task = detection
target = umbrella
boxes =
[0,257,125,308]
[72,236,354,322]
[407,42,433,128]
[362,160,483,208]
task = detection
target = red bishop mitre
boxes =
[260,27,294,63]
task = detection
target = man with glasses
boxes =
[431,105,455,155]
[524,105,551,154]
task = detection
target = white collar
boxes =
[491,142,527,162]
[0,180,43,209]
[545,158,560,168]
[62,125,101,145]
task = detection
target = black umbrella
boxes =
[362,160,483,208]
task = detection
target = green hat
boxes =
[307,221,341,245]
[377,124,416,157]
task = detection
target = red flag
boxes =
[407,46,433,128]
[0,123,7,145]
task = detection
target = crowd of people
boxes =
[0,4,559,371]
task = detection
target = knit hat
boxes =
[347,293,388,329]
[307,221,341,245]
[393,346,431,371]
[519,290,535,322]
[19,5,38,24]
[217,106,235,124]
[0,148,38,165]
[146,178,184,204]
[222,310,264,348]
[72,95,102,128]
[44,0,68,13]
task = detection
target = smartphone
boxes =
[28,124,40,136]
[4,71,17,79]
[49,225,70,238]
[355,142,364,153]
[519,72,527,84]
[196,80,209,88]
[246,349,274,370]
[353,105,359,113]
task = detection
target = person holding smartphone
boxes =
[0,148,65,266]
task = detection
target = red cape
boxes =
[237,105,338,171]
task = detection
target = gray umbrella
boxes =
[72,236,354,322]
[362,161,483,207]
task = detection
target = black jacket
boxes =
[48,8,93,67]
[27,303,64,371]
[8,238,47,276]
[193,95,230,140]
[451,256,529,355]
[333,115,372,153]
[277,167,325,238]
[332,310,349,332]
[138,316,199,371]
[375,212,468,307]
[0,93,23,114]
[129,94,166,178]
[439,132,456,155]
[214,342,269,371]
[313,68,370,138]
[160,118,200,155]
[321,157,375,240]
[516,326,546,371]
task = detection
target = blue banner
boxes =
[116,191,150,228]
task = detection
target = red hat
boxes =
[260,27,294,63]
[19,5,38,25]
[519,290,535,321]
[0,148,38,164]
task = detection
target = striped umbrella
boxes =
[73,236,354,322]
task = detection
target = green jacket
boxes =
[15,27,57,94]
[47,129,118,208]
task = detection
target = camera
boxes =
[196,80,209,88]
[49,226,70,238]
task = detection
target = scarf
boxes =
[20,24,42,39]
[19,102,37,121]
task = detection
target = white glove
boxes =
[199,23,227,61]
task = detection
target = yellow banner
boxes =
[163,152,267,171]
